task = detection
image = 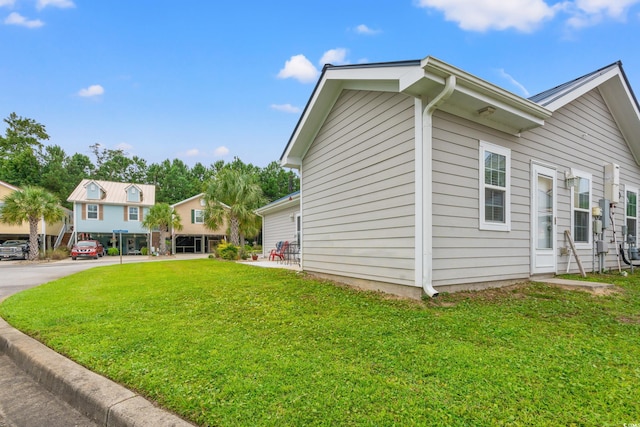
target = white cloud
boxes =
[36,0,75,10]
[78,84,104,97]
[214,146,229,157]
[319,48,349,66]
[564,0,640,28]
[575,0,639,17]
[497,69,530,97]
[416,0,557,32]
[4,12,44,28]
[270,103,301,114]
[184,149,200,157]
[277,54,320,84]
[0,0,16,7]
[417,0,640,31]
[354,24,381,35]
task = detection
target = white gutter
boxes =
[415,75,456,298]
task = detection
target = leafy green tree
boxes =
[203,168,264,246]
[189,162,213,192]
[142,203,183,255]
[66,152,95,186]
[0,113,49,187]
[0,112,48,158]
[90,143,147,183]
[0,186,64,260]
[0,149,41,187]
[38,145,70,199]
[147,159,196,204]
[259,161,300,202]
[38,147,96,208]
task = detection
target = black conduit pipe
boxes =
[619,244,640,267]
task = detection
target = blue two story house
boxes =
[67,179,156,254]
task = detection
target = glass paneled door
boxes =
[532,163,557,274]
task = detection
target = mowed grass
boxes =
[1,260,639,426]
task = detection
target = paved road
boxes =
[0,254,207,427]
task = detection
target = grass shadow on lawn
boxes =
[1,260,639,426]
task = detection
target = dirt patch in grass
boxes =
[617,315,640,324]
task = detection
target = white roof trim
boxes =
[255,193,300,215]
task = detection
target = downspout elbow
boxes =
[424,283,439,298]
[426,75,456,114]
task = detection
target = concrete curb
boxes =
[0,318,195,427]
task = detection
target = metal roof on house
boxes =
[255,191,300,215]
[67,179,156,206]
[529,62,622,106]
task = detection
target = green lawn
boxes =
[1,260,639,426]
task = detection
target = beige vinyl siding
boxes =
[431,87,639,285]
[262,205,299,256]
[302,89,417,286]
[432,111,528,286]
[522,88,638,274]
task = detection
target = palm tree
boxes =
[203,168,264,246]
[142,203,182,255]
[0,186,64,260]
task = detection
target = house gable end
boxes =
[532,63,640,166]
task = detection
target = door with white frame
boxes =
[531,163,557,274]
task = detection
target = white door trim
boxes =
[531,162,557,275]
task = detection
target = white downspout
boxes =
[415,75,456,297]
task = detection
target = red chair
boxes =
[269,241,289,261]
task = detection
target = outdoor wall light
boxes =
[477,106,496,117]
[565,171,578,189]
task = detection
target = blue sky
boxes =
[1,0,639,168]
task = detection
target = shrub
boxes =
[107,247,120,256]
[141,247,148,255]
[38,247,70,260]
[216,242,238,260]
[50,247,70,260]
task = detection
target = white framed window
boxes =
[625,185,639,244]
[479,141,511,231]
[87,204,98,220]
[194,209,204,224]
[129,206,139,221]
[571,169,592,246]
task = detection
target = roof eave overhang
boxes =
[535,64,640,166]
[170,193,205,208]
[255,193,300,215]
[280,56,553,168]
[400,56,552,135]
[598,72,640,166]
[280,65,414,169]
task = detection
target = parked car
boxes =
[71,240,105,260]
[0,240,29,260]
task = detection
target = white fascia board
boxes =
[543,67,622,111]
[454,84,548,126]
[170,193,205,208]
[280,77,338,168]
[255,194,300,215]
[421,56,551,120]
[281,66,412,169]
